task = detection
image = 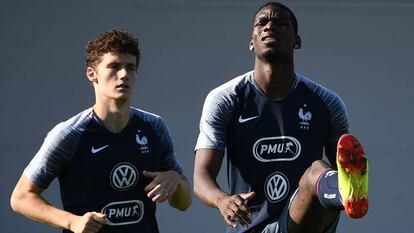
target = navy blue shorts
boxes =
[262,189,340,233]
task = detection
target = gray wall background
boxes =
[1,0,413,232]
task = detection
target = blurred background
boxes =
[1,0,413,232]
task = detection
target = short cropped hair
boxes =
[254,2,298,35]
[85,29,140,68]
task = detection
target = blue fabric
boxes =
[317,170,344,210]
[196,71,348,233]
[24,107,182,233]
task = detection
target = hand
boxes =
[217,192,255,228]
[68,212,106,233]
[143,170,180,202]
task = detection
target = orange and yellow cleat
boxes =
[336,134,369,219]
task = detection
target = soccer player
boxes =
[194,2,368,233]
[10,30,191,233]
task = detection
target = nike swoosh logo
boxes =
[91,145,109,154]
[238,115,259,123]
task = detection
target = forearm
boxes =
[168,174,192,211]
[194,171,228,209]
[11,190,77,230]
[10,176,78,231]
[194,149,228,208]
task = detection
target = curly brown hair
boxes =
[85,29,140,69]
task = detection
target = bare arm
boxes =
[193,149,227,208]
[10,175,106,233]
[194,149,255,228]
[168,173,192,211]
[143,170,192,211]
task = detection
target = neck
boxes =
[93,98,130,133]
[253,57,295,100]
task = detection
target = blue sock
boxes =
[316,169,343,210]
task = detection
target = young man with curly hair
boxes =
[11,30,191,233]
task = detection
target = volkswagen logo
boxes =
[264,172,289,203]
[110,162,138,191]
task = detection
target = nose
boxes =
[118,68,128,79]
[264,20,275,31]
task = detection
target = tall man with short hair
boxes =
[194,2,368,233]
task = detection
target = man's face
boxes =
[87,52,138,102]
[250,5,299,60]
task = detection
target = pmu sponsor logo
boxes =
[101,200,144,226]
[252,136,301,162]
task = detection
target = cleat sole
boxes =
[336,134,369,219]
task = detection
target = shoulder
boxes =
[296,73,346,109]
[296,74,349,132]
[23,108,94,188]
[207,71,253,99]
[130,107,163,122]
[47,108,93,142]
[203,71,253,111]
[130,107,168,129]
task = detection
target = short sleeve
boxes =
[23,110,90,189]
[195,87,236,152]
[24,122,82,189]
[155,117,183,174]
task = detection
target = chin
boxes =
[113,94,130,102]
[259,49,281,61]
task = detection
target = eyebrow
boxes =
[107,61,137,68]
[256,13,289,20]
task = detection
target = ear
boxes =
[86,67,98,83]
[294,35,302,49]
[249,39,254,51]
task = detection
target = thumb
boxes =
[240,191,256,201]
[91,212,107,224]
[93,212,106,218]
[143,170,156,179]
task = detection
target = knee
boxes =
[298,160,330,193]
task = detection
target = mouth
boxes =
[261,34,279,42]
[116,84,129,90]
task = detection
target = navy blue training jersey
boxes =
[195,71,348,233]
[24,107,182,233]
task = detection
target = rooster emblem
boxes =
[136,131,149,153]
[136,134,148,146]
[298,108,312,129]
